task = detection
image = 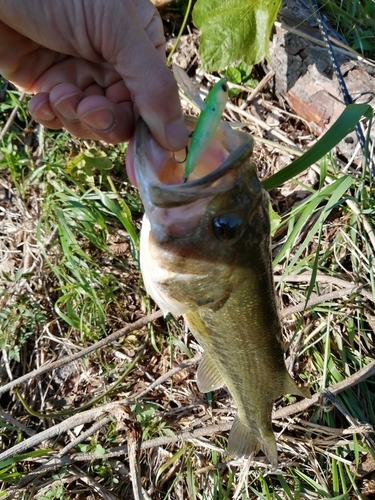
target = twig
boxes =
[323,390,375,453]
[1,348,13,382]
[6,417,112,494]
[0,411,36,437]
[240,69,275,109]
[286,323,313,373]
[226,102,299,149]
[0,407,117,463]
[5,359,375,490]
[0,92,25,141]
[135,354,201,400]
[128,425,150,500]
[58,417,111,457]
[0,355,198,463]
[76,423,232,460]
[273,359,375,420]
[275,272,358,288]
[277,20,375,69]
[280,285,370,319]
[0,310,163,397]
[276,270,374,303]
[70,465,118,500]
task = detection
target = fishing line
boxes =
[310,0,375,176]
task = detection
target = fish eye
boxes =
[212,215,243,242]
[221,83,228,92]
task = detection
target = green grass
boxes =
[318,0,375,59]
[0,32,375,499]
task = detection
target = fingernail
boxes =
[30,101,55,122]
[82,108,115,132]
[53,93,79,121]
[165,117,188,150]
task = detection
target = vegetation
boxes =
[0,1,375,499]
[317,0,375,59]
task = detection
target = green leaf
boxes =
[83,154,113,171]
[224,67,242,85]
[193,0,281,71]
[94,189,139,250]
[15,268,25,281]
[94,443,106,455]
[263,104,374,190]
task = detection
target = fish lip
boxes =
[134,116,254,208]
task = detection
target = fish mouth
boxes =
[134,116,254,209]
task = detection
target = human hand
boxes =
[0,0,187,155]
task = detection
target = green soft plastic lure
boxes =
[182,77,228,182]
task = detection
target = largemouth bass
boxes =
[133,116,310,467]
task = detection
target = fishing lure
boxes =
[172,65,229,182]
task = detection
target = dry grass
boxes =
[1,9,375,500]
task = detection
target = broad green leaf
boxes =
[224,67,242,85]
[263,104,373,190]
[193,0,281,71]
[83,154,113,171]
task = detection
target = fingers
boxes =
[116,49,188,152]
[78,96,134,143]
[0,0,188,150]
[29,83,135,143]
[116,45,188,152]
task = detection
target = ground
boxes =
[0,2,375,499]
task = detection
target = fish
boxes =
[133,113,310,467]
[183,77,228,182]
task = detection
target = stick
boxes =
[273,359,375,419]
[0,411,36,437]
[0,355,198,462]
[128,425,150,500]
[7,359,375,474]
[0,93,25,141]
[275,273,374,302]
[0,310,163,397]
[280,285,370,319]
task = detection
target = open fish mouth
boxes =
[134,116,255,209]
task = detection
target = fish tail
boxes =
[227,416,278,468]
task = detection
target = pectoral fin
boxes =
[228,416,278,469]
[197,353,225,393]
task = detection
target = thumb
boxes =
[109,2,188,151]
[132,52,189,152]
